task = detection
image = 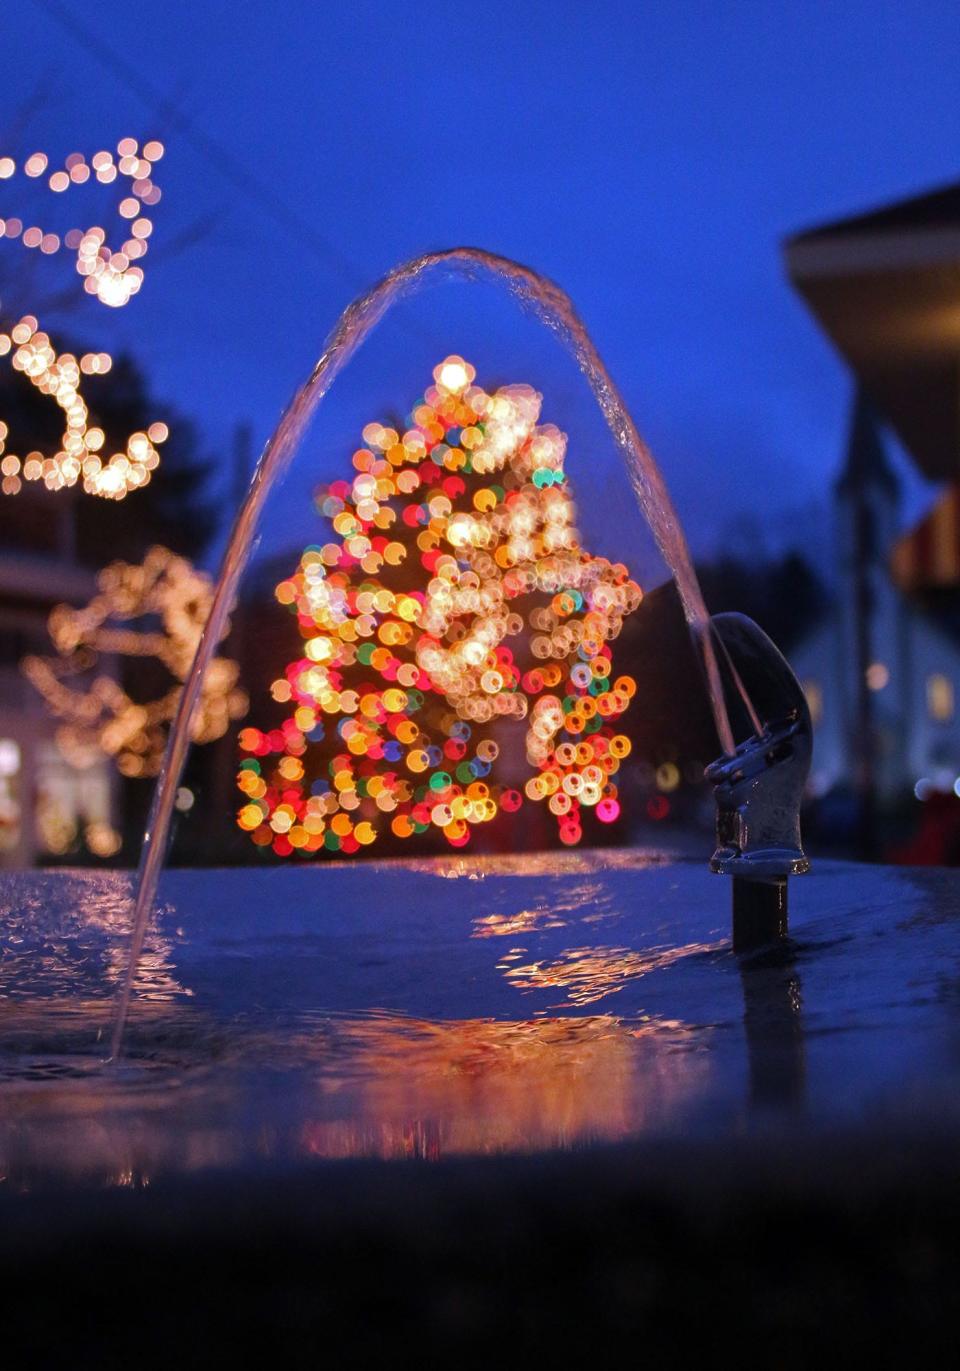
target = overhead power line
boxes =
[30,0,366,293]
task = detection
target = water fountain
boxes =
[107,248,796,1057]
[2,249,958,1360]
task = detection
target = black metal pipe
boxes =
[732,876,788,953]
[705,614,812,951]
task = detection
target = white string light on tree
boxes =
[0,136,168,498]
[0,136,162,304]
[23,545,248,778]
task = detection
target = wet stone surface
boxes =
[2,851,960,1186]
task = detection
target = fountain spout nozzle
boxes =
[704,614,812,952]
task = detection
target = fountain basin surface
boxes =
[5,852,960,1363]
[2,851,960,1183]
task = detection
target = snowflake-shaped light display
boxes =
[23,545,248,777]
[237,358,642,858]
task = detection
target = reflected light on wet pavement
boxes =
[500,942,720,1007]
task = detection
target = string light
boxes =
[23,546,248,777]
[238,358,642,858]
[0,136,168,498]
[0,135,163,307]
[0,316,167,497]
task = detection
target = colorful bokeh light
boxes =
[238,359,642,857]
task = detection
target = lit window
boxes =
[34,742,116,858]
[0,738,20,777]
[866,662,889,691]
[927,673,954,722]
[0,736,22,856]
[802,679,823,725]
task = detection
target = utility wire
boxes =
[28,0,449,556]
[28,212,223,322]
[30,0,371,294]
[33,0,443,353]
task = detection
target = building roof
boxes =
[784,180,960,481]
[795,182,960,241]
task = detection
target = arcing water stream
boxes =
[109,247,739,1060]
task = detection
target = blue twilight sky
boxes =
[2,0,959,575]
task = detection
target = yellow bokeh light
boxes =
[24,547,248,776]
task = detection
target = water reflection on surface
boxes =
[739,945,806,1111]
[0,870,186,1006]
[402,849,678,878]
[2,857,960,1187]
[295,1011,711,1161]
[501,941,721,1007]
[472,909,569,940]
[0,1007,714,1183]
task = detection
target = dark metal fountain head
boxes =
[704,614,812,953]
